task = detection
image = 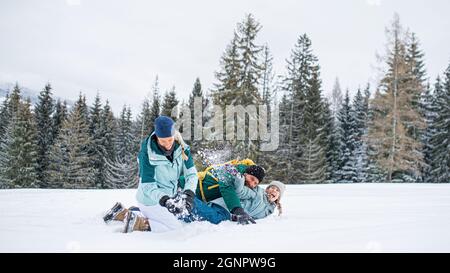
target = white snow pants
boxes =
[137,202,183,233]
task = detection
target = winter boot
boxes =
[103,202,128,223]
[123,211,151,233]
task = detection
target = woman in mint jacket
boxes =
[133,116,198,233]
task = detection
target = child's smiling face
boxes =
[265,185,280,203]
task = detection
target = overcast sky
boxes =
[1,0,449,115]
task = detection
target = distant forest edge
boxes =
[0,13,449,188]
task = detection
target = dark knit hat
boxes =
[244,165,265,183]
[154,116,175,138]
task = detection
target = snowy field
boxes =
[1,184,450,253]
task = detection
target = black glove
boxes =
[159,195,183,215]
[159,190,196,216]
[231,207,256,225]
[182,189,195,213]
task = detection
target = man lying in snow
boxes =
[103,179,285,233]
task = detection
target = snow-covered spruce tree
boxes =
[258,45,280,181]
[52,99,67,141]
[214,32,241,101]
[105,105,138,189]
[406,33,427,114]
[34,83,55,187]
[161,87,179,120]
[8,83,21,118]
[368,14,425,182]
[187,78,209,163]
[297,66,328,183]
[419,82,437,182]
[47,95,95,189]
[88,93,105,188]
[136,76,161,141]
[0,98,38,188]
[270,93,298,183]
[352,87,370,183]
[330,77,343,121]
[260,44,275,110]
[97,100,117,188]
[0,93,10,140]
[137,98,151,138]
[322,98,339,183]
[213,14,264,160]
[1,84,23,188]
[429,64,450,183]
[366,89,387,183]
[336,90,356,183]
[116,106,135,160]
[280,34,319,182]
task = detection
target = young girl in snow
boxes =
[230,176,285,220]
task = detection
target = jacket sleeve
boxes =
[233,175,258,200]
[215,168,245,211]
[138,138,166,202]
[181,146,198,193]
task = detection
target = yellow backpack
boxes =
[196,158,255,201]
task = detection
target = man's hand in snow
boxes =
[231,207,256,225]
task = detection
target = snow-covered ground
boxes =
[1,184,450,252]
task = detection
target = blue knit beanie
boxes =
[154,116,175,138]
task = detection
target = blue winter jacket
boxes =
[136,133,198,206]
[232,176,276,219]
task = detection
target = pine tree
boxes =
[105,105,138,189]
[136,76,161,141]
[0,99,38,188]
[88,93,105,188]
[116,105,135,159]
[331,77,343,120]
[261,44,275,108]
[237,14,264,99]
[48,95,95,188]
[282,34,318,181]
[368,14,425,182]
[322,99,338,182]
[336,90,356,183]
[188,78,208,156]
[138,98,152,138]
[34,83,55,187]
[352,87,370,183]
[8,83,21,117]
[99,100,116,169]
[430,64,450,183]
[214,32,241,101]
[52,99,67,141]
[419,82,437,182]
[161,87,179,120]
[297,66,328,183]
[0,93,10,140]
[212,14,264,160]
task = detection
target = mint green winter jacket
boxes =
[232,176,276,219]
[136,133,198,206]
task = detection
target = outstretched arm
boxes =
[233,174,258,200]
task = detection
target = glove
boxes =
[231,207,256,225]
[159,195,183,215]
[182,189,195,213]
[159,190,196,216]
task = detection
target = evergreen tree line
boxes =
[207,13,449,183]
[0,78,184,188]
[0,14,448,188]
